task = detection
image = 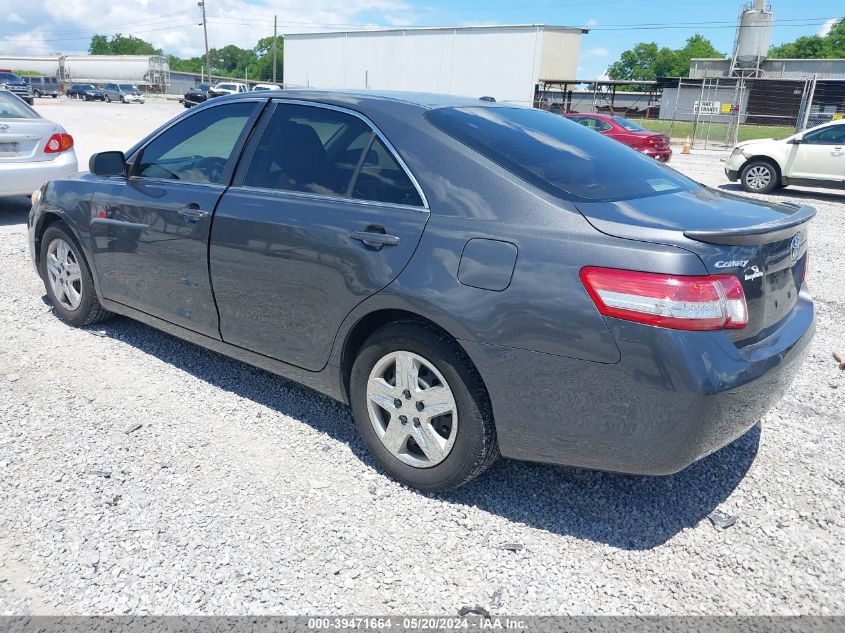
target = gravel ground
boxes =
[0,102,843,615]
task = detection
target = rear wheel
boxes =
[34,90,41,98]
[740,160,779,194]
[105,95,111,103]
[39,223,112,327]
[350,321,498,491]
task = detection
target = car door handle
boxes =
[178,205,208,222]
[832,147,844,156]
[349,229,401,248]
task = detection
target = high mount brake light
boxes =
[580,267,748,331]
[44,133,73,154]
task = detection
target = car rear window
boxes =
[426,106,696,202]
[0,91,39,119]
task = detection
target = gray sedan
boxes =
[0,89,78,198]
[28,91,814,491]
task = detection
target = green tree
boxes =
[248,35,284,82]
[769,19,844,58]
[88,33,161,56]
[607,34,724,81]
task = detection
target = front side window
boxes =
[427,106,697,202]
[803,124,845,145]
[136,102,255,184]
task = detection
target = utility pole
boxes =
[272,15,277,84]
[198,0,210,83]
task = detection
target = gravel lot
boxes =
[0,100,843,616]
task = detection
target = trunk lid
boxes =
[576,186,813,344]
[0,119,62,163]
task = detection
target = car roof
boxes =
[220,88,525,111]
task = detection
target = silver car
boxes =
[0,90,78,198]
[103,83,145,104]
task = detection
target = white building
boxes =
[283,24,586,105]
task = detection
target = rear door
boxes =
[210,100,429,371]
[90,100,262,337]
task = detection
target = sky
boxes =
[1,0,841,79]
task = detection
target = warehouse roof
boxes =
[284,24,588,37]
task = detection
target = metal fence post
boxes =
[799,74,818,132]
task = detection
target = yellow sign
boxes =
[833,113,844,120]
[721,103,732,113]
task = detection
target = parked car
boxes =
[252,83,281,91]
[207,82,248,98]
[103,83,145,104]
[25,76,61,99]
[29,91,814,491]
[183,83,212,108]
[0,70,34,105]
[66,84,106,101]
[0,89,77,198]
[563,113,672,162]
[725,119,845,193]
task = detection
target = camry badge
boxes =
[714,259,749,269]
[790,235,800,262]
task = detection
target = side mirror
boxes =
[89,151,126,176]
[788,136,803,145]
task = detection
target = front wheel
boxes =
[349,321,498,491]
[39,223,112,327]
[105,95,111,102]
[740,160,779,194]
[34,90,41,98]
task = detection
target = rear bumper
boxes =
[0,151,78,197]
[645,147,672,162]
[463,292,814,475]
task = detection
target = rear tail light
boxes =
[44,133,73,154]
[580,267,748,331]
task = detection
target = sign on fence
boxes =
[694,100,721,115]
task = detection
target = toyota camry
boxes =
[28,91,814,491]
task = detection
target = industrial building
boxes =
[0,54,170,92]
[283,24,587,105]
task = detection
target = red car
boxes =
[563,113,672,162]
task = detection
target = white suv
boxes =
[208,82,248,98]
[725,119,845,194]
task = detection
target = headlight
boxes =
[31,188,42,206]
[730,147,743,157]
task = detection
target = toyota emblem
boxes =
[790,235,800,262]
[0,124,8,133]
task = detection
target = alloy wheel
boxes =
[366,350,458,468]
[745,165,772,190]
[45,238,83,311]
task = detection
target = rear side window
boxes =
[0,91,38,119]
[427,106,697,202]
[244,103,423,206]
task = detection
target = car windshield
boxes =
[0,72,22,82]
[77,85,95,90]
[253,86,269,91]
[218,84,236,90]
[197,84,210,90]
[613,117,649,132]
[427,106,696,202]
[0,91,39,119]
[119,84,135,91]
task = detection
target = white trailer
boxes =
[62,55,170,92]
[284,24,586,105]
[0,56,61,76]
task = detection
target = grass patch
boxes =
[629,119,796,145]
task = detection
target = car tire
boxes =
[740,160,779,194]
[39,222,112,327]
[105,95,111,102]
[120,96,125,103]
[51,94,57,99]
[34,90,41,98]
[349,320,499,492]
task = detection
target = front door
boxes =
[90,101,261,337]
[786,123,845,182]
[211,101,429,371]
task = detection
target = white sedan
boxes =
[0,90,78,199]
[725,119,845,193]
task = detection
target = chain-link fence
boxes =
[536,76,845,150]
